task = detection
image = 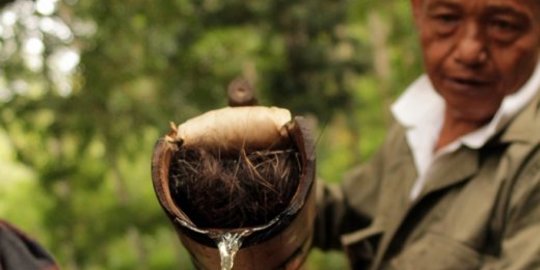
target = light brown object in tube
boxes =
[174,106,292,152]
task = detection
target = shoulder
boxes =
[0,220,58,270]
[504,144,540,230]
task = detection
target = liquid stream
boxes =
[175,216,281,270]
[216,232,248,270]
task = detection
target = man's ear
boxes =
[411,0,423,28]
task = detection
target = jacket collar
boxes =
[500,90,540,145]
[414,89,540,200]
[418,146,479,200]
[411,85,540,202]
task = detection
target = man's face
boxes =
[412,0,540,122]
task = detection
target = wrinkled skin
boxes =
[412,0,540,125]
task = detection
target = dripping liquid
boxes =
[215,231,249,270]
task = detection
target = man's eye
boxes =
[436,14,460,23]
[491,20,519,32]
[430,13,460,35]
[488,19,523,43]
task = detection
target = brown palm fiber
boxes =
[168,147,301,229]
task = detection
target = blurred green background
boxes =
[0,0,422,269]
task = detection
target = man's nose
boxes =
[453,23,487,67]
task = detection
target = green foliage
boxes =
[0,0,422,269]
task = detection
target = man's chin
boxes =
[446,104,497,125]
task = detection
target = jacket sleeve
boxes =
[482,159,540,269]
[312,144,386,251]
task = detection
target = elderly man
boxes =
[313,0,540,269]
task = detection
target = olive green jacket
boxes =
[314,93,540,270]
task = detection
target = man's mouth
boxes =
[446,76,493,92]
[450,77,491,87]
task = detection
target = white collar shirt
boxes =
[391,61,540,200]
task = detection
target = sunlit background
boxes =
[0,0,421,269]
